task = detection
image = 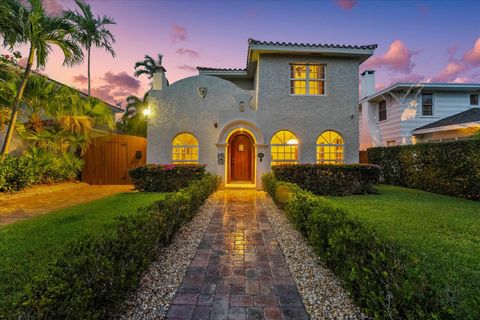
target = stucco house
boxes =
[359,71,480,149]
[147,39,377,188]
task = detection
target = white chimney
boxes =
[361,70,375,99]
[152,66,168,90]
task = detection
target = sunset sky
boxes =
[3,0,480,109]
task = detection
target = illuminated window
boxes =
[172,133,198,164]
[316,131,344,164]
[271,130,299,165]
[290,64,326,95]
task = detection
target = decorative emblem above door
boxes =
[198,87,208,98]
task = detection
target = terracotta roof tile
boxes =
[248,38,378,50]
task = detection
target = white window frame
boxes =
[378,100,387,122]
[421,93,434,117]
[289,64,326,96]
[470,93,479,106]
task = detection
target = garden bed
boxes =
[263,174,480,319]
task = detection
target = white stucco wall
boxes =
[147,54,361,188]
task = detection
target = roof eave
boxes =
[412,121,480,134]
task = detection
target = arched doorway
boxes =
[228,131,254,183]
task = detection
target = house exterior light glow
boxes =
[147,39,376,189]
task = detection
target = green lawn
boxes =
[327,185,480,317]
[0,191,165,313]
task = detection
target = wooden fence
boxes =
[82,135,146,185]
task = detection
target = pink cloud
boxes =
[391,73,425,84]
[43,0,63,15]
[452,77,471,83]
[102,71,140,92]
[176,48,199,58]
[431,61,467,82]
[178,65,197,72]
[335,0,358,10]
[363,40,417,73]
[72,74,88,85]
[81,71,141,106]
[170,24,187,43]
[416,2,429,16]
[430,37,480,83]
[463,38,480,66]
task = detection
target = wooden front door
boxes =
[230,133,253,182]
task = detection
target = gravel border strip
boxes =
[259,193,365,320]
[120,191,223,320]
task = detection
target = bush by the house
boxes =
[0,150,82,192]
[263,173,445,319]
[128,164,206,192]
[368,140,480,200]
[271,164,380,196]
[21,174,220,319]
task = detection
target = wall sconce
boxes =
[350,113,355,119]
[213,121,218,128]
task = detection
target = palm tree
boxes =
[64,0,116,96]
[134,54,163,79]
[0,0,83,154]
[116,93,148,137]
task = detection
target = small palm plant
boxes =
[0,0,83,154]
[64,0,116,96]
[134,54,163,79]
[116,93,148,137]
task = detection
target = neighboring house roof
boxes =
[198,38,377,77]
[36,72,124,113]
[361,82,480,103]
[412,107,480,134]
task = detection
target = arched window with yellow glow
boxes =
[270,130,299,165]
[172,133,199,164]
[316,130,344,164]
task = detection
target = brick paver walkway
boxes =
[0,183,132,226]
[167,191,309,320]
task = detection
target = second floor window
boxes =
[422,93,433,116]
[470,94,479,105]
[290,64,326,95]
[379,100,387,121]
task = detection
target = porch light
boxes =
[287,138,298,145]
[143,108,151,117]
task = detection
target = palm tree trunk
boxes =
[1,45,35,155]
[87,46,91,96]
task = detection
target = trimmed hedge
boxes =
[272,164,380,196]
[20,174,220,319]
[263,173,444,319]
[128,164,206,192]
[367,140,480,200]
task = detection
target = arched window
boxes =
[270,130,298,165]
[172,133,199,164]
[316,130,344,164]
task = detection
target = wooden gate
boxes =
[82,135,146,185]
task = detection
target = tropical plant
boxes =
[134,54,163,79]
[116,93,148,137]
[0,0,83,154]
[64,0,116,96]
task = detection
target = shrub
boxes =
[0,151,82,192]
[128,164,206,192]
[368,140,480,200]
[21,174,220,319]
[272,164,380,196]
[262,174,444,319]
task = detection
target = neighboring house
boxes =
[359,71,480,150]
[147,38,377,188]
